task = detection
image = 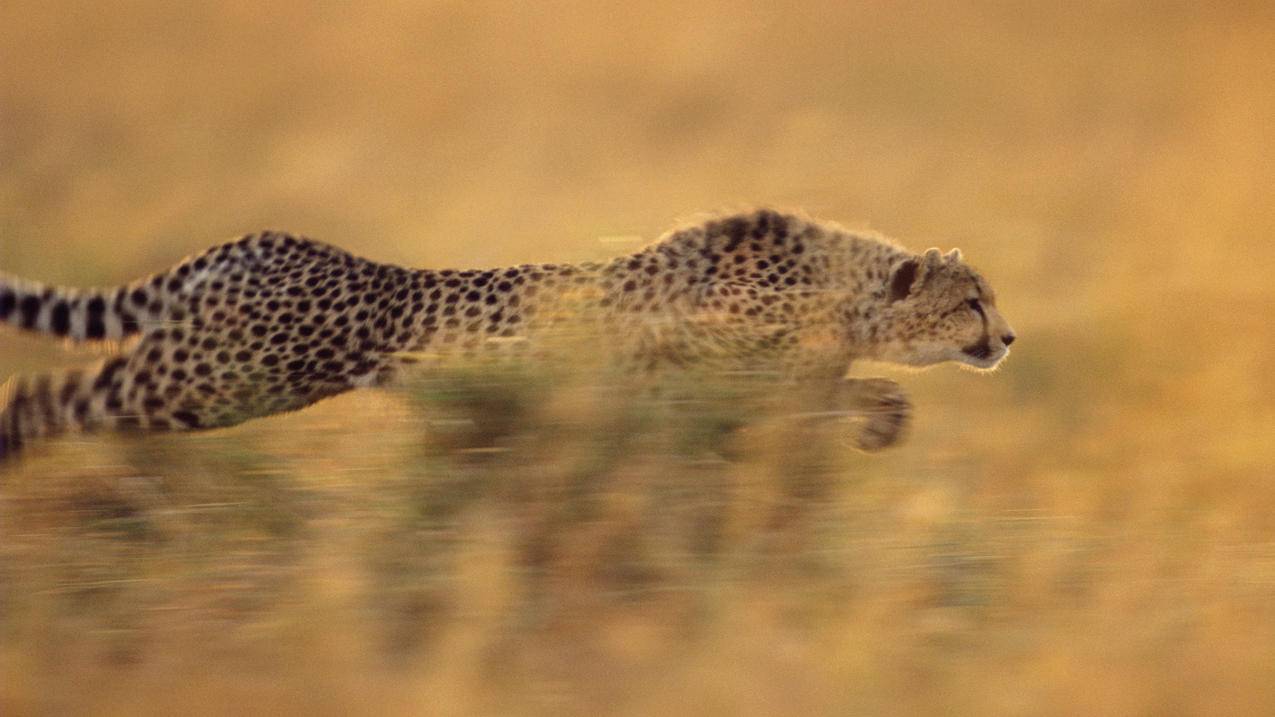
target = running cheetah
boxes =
[0,209,1014,463]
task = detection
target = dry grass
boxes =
[3,2,1275,715]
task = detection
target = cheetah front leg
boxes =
[764,376,912,453]
[787,377,911,452]
[832,377,912,451]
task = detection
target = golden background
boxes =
[2,2,1273,714]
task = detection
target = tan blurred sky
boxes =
[0,2,1268,262]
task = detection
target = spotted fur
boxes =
[0,209,1014,463]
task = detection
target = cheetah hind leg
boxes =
[0,363,156,466]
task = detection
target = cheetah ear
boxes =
[888,258,920,302]
[946,248,962,263]
[908,247,946,286]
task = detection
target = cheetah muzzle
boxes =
[0,209,1014,464]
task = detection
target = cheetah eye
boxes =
[966,298,985,316]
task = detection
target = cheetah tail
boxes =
[0,362,121,465]
[0,272,146,342]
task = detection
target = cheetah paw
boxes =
[844,378,912,452]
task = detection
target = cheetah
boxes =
[0,209,1014,464]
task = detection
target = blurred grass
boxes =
[3,1,1275,715]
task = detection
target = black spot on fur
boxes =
[751,211,771,238]
[120,312,140,334]
[723,218,748,252]
[59,377,79,404]
[93,358,128,390]
[85,296,107,339]
[50,301,71,335]
[0,289,14,319]
[19,295,41,329]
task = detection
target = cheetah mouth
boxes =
[960,341,1007,369]
[962,341,993,361]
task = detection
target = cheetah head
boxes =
[865,248,1015,371]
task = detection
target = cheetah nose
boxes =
[1001,333,1016,346]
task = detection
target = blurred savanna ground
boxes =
[2,1,1275,714]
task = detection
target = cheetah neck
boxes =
[825,232,915,359]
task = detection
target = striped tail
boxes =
[0,233,265,343]
[0,274,152,341]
